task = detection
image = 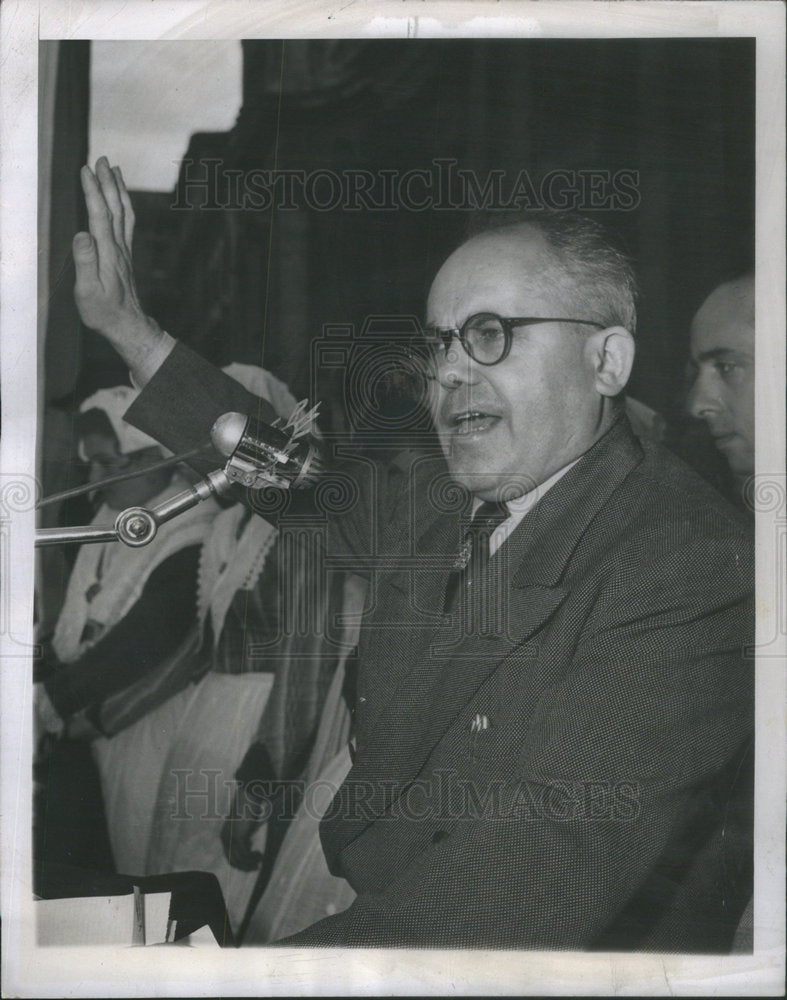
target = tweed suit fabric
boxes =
[127,343,754,951]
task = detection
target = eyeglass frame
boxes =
[411,312,606,372]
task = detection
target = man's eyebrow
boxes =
[695,347,754,363]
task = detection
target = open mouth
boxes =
[449,411,501,435]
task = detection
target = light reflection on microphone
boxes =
[211,411,323,490]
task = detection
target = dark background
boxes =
[35,34,755,880]
[42,37,754,484]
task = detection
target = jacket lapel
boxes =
[326,418,644,857]
[358,495,469,724]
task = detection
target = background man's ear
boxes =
[588,326,635,397]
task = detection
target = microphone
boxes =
[210,408,323,490]
[36,407,322,547]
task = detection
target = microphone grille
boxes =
[210,412,248,458]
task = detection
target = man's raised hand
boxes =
[73,157,174,385]
[73,158,143,335]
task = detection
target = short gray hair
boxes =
[466,210,638,335]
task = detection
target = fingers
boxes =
[74,157,150,340]
[81,163,114,248]
[81,158,132,260]
[113,166,136,251]
[95,157,126,252]
[72,231,98,290]
[72,231,97,266]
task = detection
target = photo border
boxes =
[1,2,784,995]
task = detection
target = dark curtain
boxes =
[44,38,754,453]
[43,41,93,404]
[38,40,92,635]
[37,42,116,877]
[159,39,753,437]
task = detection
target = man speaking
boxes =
[70,157,753,951]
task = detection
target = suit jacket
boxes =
[127,342,753,951]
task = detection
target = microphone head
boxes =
[210,412,248,459]
[210,411,323,490]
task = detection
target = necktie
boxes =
[443,500,509,613]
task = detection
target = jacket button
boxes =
[432,830,449,844]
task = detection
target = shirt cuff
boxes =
[129,330,177,389]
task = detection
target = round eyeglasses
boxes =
[413,312,605,371]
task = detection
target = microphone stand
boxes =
[35,409,322,549]
[35,469,233,549]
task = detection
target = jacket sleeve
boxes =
[125,341,278,471]
[44,546,200,720]
[125,340,375,564]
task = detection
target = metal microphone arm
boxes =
[35,469,234,548]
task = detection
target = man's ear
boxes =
[586,326,635,397]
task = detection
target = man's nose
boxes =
[686,369,721,420]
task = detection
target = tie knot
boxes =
[469,500,509,535]
[444,500,510,610]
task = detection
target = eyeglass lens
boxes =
[423,312,508,366]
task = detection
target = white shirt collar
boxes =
[472,456,580,518]
[472,457,580,557]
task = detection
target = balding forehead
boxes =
[426,225,562,321]
[431,224,554,292]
